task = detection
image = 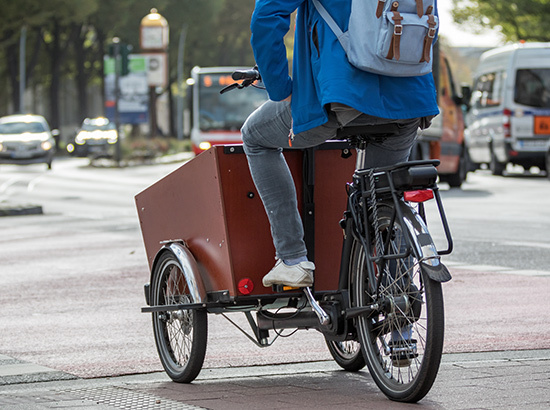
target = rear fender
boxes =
[403,205,452,283]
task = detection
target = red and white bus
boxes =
[187,66,268,155]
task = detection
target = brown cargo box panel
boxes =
[135,145,355,297]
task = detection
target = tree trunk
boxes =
[6,40,20,113]
[49,21,61,143]
[73,23,88,123]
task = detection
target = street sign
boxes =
[142,53,168,87]
[104,55,149,124]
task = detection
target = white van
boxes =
[464,42,550,175]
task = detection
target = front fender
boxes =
[148,242,207,305]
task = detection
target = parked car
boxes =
[413,45,469,188]
[464,42,550,175]
[0,114,57,169]
[66,117,118,159]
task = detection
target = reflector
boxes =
[404,189,434,203]
[238,278,254,295]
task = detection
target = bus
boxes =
[187,66,269,155]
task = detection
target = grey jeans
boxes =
[241,100,420,261]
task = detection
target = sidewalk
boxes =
[1,349,548,409]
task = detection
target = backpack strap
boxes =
[386,2,403,61]
[420,11,436,62]
[311,0,344,39]
[376,0,386,18]
[311,0,352,54]
[415,0,424,17]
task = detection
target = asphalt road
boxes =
[0,157,549,381]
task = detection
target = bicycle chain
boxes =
[368,169,384,262]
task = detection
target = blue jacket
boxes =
[250,0,440,134]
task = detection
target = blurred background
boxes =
[0,0,547,162]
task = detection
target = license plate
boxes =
[516,139,547,149]
[11,151,33,159]
[534,116,550,135]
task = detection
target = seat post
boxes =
[355,139,368,171]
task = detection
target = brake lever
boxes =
[220,83,240,94]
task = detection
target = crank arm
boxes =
[303,287,330,326]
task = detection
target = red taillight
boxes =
[238,278,254,295]
[404,189,434,203]
[503,108,512,139]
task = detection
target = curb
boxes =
[0,203,43,217]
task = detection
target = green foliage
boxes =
[452,0,550,42]
[0,0,259,113]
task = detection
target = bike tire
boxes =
[325,339,366,372]
[352,203,444,402]
[151,251,208,383]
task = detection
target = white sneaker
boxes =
[262,259,315,287]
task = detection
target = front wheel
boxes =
[445,146,469,188]
[151,251,208,383]
[352,203,445,402]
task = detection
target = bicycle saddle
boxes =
[336,123,403,140]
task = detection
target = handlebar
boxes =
[220,66,262,94]
[232,68,260,81]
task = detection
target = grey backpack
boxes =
[312,0,438,77]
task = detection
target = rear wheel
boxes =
[326,339,366,371]
[490,148,506,176]
[352,203,444,402]
[151,251,207,383]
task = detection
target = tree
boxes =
[452,0,550,42]
[0,0,265,137]
[38,0,97,133]
[0,0,51,113]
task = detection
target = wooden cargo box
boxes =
[135,144,355,297]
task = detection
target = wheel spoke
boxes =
[353,203,444,402]
[151,252,207,383]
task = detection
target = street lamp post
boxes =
[140,8,169,139]
[112,37,122,166]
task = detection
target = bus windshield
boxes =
[198,73,268,132]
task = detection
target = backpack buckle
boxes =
[394,24,403,36]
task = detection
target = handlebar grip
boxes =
[232,69,259,81]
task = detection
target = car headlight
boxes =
[107,131,118,144]
[75,131,88,145]
[67,143,75,153]
[199,141,212,151]
[41,140,53,151]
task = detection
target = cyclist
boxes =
[241,0,439,288]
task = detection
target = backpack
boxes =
[311,0,438,77]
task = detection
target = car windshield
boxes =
[0,121,46,134]
[81,122,116,131]
[514,68,550,108]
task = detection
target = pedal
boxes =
[303,287,331,326]
[272,284,302,293]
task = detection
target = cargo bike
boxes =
[136,70,453,403]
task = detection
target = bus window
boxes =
[198,73,267,132]
[514,69,550,108]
